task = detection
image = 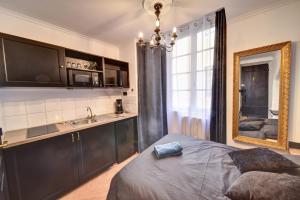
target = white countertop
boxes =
[3,113,138,149]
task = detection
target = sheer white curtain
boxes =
[166,14,215,139]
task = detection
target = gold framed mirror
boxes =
[232,42,291,150]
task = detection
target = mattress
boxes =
[107,134,240,200]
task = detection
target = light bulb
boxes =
[139,32,143,39]
[150,40,154,45]
[155,19,160,28]
[173,27,177,33]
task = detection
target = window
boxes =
[170,27,215,116]
[172,36,191,109]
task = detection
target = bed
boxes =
[107,134,300,200]
[239,118,278,139]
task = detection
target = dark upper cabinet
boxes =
[104,58,129,88]
[115,118,136,163]
[4,133,78,200]
[0,33,66,87]
[78,123,116,181]
[0,33,130,88]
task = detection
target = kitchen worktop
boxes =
[2,113,137,149]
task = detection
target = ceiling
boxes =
[0,0,292,45]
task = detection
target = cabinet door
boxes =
[0,149,9,200]
[0,34,66,87]
[4,133,78,200]
[78,123,116,181]
[115,118,135,163]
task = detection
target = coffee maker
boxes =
[115,99,124,114]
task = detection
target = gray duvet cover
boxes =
[107,134,300,200]
[107,134,240,200]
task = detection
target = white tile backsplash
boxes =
[45,98,61,111]
[4,115,28,130]
[74,99,90,109]
[62,109,76,121]
[75,107,87,119]
[0,118,5,131]
[60,98,75,110]
[26,100,45,114]
[3,101,26,116]
[46,110,62,124]
[0,88,137,132]
[27,113,47,127]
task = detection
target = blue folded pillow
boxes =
[154,142,183,159]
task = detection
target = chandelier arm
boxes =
[138,1,177,51]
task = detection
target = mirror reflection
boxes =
[238,50,280,141]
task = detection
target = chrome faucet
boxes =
[86,106,95,120]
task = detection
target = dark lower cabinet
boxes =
[4,133,77,200]
[78,123,116,181]
[0,149,9,200]
[2,118,137,200]
[115,118,136,163]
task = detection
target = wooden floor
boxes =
[60,154,138,200]
[290,148,300,155]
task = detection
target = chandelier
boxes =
[138,0,177,52]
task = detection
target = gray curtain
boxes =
[137,44,168,152]
[210,8,227,144]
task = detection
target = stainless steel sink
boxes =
[95,114,126,121]
[69,118,98,126]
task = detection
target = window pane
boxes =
[197,32,203,51]
[172,91,179,108]
[172,75,178,90]
[203,29,210,50]
[176,55,191,73]
[197,71,205,90]
[177,74,191,90]
[196,70,213,90]
[173,36,191,57]
[210,49,214,67]
[172,59,177,74]
[197,27,215,51]
[206,69,213,90]
[196,91,211,110]
[197,49,214,70]
[210,28,215,48]
[178,91,191,109]
[203,28,215,49]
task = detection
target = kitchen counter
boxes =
[2,113,137,148]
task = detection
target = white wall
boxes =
[227,1,300,148]
[119,40,138,114]
[0,7,125,133]
[0,7,119,58]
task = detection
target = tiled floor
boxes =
[60,154,138,200]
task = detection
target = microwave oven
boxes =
[67,68,102,87]
[105,66,129,88]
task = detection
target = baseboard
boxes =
[289,142,300,149]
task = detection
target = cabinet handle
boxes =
[71,134,75,143]
[1,172,4,192]
[60,65,64,68]
[77,132,80,141]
